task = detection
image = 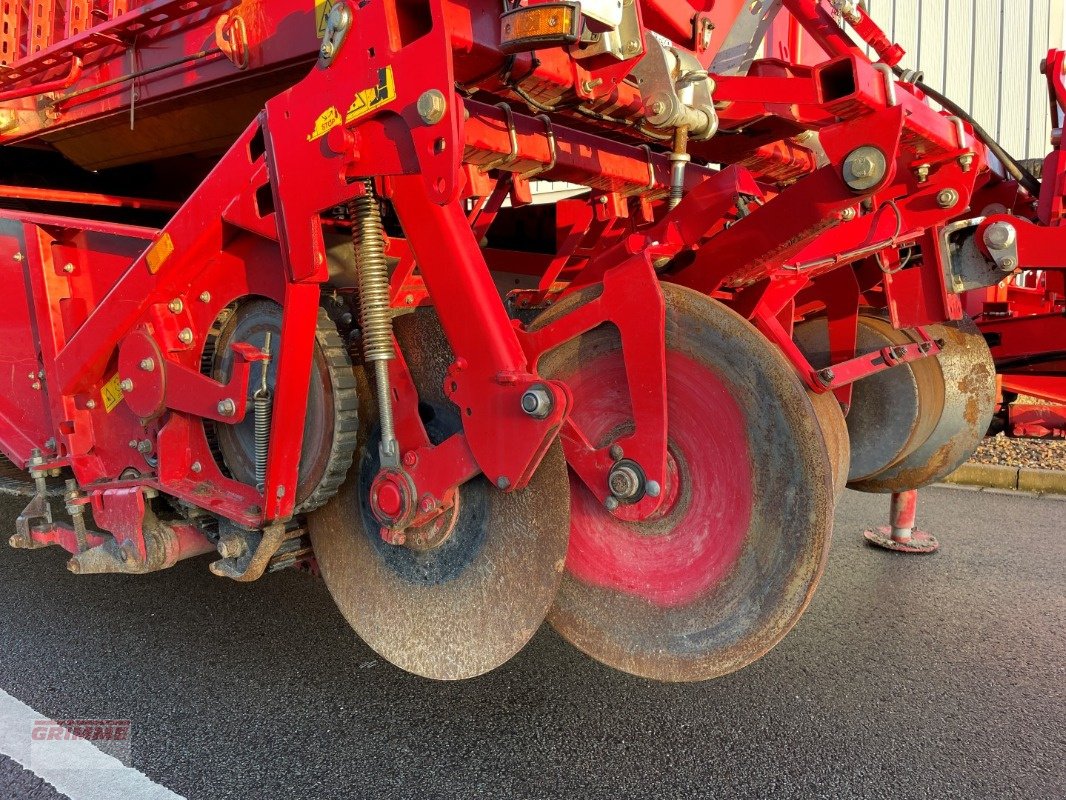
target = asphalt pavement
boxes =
[0,485,1063,799]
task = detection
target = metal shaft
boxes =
[668,126,690,210]
[889,490,918,543]
[349,182,398,466]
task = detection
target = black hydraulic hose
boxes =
[893,66,1042,197]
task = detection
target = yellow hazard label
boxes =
[145,232,174,274]
[315,0,334,37]
[101,374,124,413]
[307,67,397,142]
[307,105,343,142]
[345,66,396,123]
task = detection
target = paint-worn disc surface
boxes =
[809,389,851,504]
[850,317,995,493]
[308,310,570,680]
[533,284,835,682]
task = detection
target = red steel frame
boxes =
[0,0,1062,564]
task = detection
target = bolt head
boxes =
[217,398,236,417]
[645,480,661,498]
[604,496,619,511]
[520,385,554,419]
[119,378,134,392]
[840,207,857,221]
[190,461,202,473]
[649,100,667,116]
[63,262,75,273]
[199,291,211,303]
[416,89,447,125]
[609,444,624,461]
[849,156,875,178]
[85,399,97,410]
[168,298,184,313]
[984,222,1017,251]
[496,476,510,490]
[177,328,194,345]
[936,188,960,209]
[139,358,155,371]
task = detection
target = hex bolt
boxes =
[984,221,1017,251]
[819,367,835,384]
[177,328,194,345]
[915,163,931,182]
[496,476,510,490]
[936,188,960,209]
[608,463,644,500]
[520,385,554,419]
[217,398,237,417]
[649,99,667,116]
[139,358,155,372]
[849,156,875,178]
[199,291,211,303]
[1001,257,1017,270]
[840,207,857,221]
[190,461,202,473]
[119,378,134,392]
[604,496,620,511]
[416,89,447,125]
[137,439,152,454]
[63,263,75,273]
[85,399,97,410]
[419,495,435,514]
[128,439,139,448]
[168,298,184,313]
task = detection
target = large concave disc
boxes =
[533,284,835,682]
[308,310,570,680]
[808,389,851,504]
[850,316,996,493]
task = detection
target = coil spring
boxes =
[349,183,394,364]
[253,389,272,492]
[349,181,398,461]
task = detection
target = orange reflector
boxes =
[500,3,582,52]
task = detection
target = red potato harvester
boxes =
[0,0,1058,680]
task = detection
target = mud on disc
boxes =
[308,310,570,680]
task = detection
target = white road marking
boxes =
[0,688,184,800]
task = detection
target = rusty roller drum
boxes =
[794,314,946,485]
[849,317,995,492]
[308,309,570,680]
[532,283,835,682]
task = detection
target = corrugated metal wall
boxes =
[861,0,1065,159]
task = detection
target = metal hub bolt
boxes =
[416,89,447,125]
[984,221,1017,251]
[842,146,887,191]
[608,461,644,501]
[217,398,236,417]
[520,384,554,419]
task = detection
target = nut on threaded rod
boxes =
[350,181,399,466]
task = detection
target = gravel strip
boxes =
[969,433,1066,471]
[969,395,1066,471]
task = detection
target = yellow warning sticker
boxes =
[145,232,174,274]
[315,0,334,37]
[307,105,343,142]
[101,374,124,413]
[345,66,396,123]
